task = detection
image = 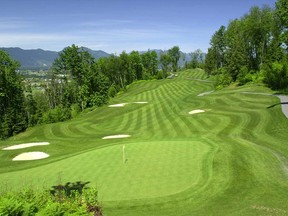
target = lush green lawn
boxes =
[1,69,288,215]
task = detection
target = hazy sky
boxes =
[1,0,276,53]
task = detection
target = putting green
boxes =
[0,140,214,201]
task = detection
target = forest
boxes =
[205,0,288,90]
[0,45,183,139]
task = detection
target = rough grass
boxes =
[1,69,288,215]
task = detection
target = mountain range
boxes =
[0,47,110,70]
[1,47,201,70]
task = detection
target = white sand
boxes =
[3,142,50,150]
[108,103,127,107]
[197,90,214,97]
[189,109,205,115]
[12,152,49,161]
[132,102,148,104]
[102,134,131,139]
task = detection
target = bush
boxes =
[237,66,252,85]
[263,61,288,90]
[0,183,102,216]
[215,68,233,89]
[41,107,72,124]
[0,197,24,216]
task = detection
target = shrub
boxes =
[215,68,233,89]
[0,197,24,216]
[0,182,102,216]
[263,61,288,90]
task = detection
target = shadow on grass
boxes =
[267,102,288,109]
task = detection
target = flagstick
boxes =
[122,145,125,164]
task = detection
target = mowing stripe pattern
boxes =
[1,69,288,216]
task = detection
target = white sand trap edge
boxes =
[12,152,50,161]
[3,142,50,150]
[102,134,131,139]
[132,102,148,104]
[108,103,127,107]
[189,109,205,115]
[197,90,214,97]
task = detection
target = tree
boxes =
[129,51,144,80]
[168,46,180,72]
[225,19,249,81]
[52,45,109,111]
[189,49,204,69]
[141,50,158,77]
[204,48,217,75]
[0,50,27,138]
[160,53,172,77]
[210,26,226,69]
[276,0,288,49]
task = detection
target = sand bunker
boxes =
[132,102,148,104]
[109,102,148,107]
[197,90,214,97]
[102,134,131,139]
[12,152,49,161]
[3,142,50,150]
[108,103,127,107]
[189,109,205,115]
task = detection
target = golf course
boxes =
[1,69,288,215]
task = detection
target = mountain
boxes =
[1,47,111,70]
[1,47,58,70]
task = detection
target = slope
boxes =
[0,69,288,216]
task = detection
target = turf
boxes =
[1,68,288,215]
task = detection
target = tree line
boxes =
[204,0,288,90]
[0,45,182,139]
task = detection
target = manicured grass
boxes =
[1,69,288,215]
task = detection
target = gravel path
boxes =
[275,95,288,118]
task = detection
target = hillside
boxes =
[0,47,111,70]
[1,69,288,215]
[1,47,204,70]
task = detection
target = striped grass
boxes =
[1,69,288,215]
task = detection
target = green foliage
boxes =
[263,60,288,90]
[215,68,233,89]
[41,106,71,124]
[160,53,172,75]
[0,183,101,216]
[0,197,24,216]
[205,2,288,90]
[276,0,288,48]
[237,66,252,85]
[186,49,204,69]
[167,46,180,72]
[0,50,27,139]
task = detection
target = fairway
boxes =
[1,69,288,215]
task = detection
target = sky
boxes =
[0,0,277,54]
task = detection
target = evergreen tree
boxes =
[0,50,27,138]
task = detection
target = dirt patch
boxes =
[3,142,50,150]
[102,134,131,139]
[12,152,50,161]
